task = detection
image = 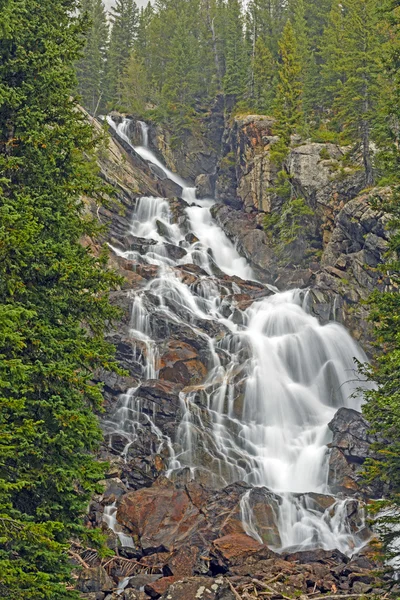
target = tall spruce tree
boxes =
[0,1,120,598]
[105,0,139,107]
[333,0,382,185]
[252,36,275,113]
[222,0,247,100]
[319,0,347,114]
[76,0,109,115]
[273,20,304,151]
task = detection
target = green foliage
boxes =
[252,37,275,113]
[264,194,314,251]
[362,188,400,564]
[222,0,247,99]
[273,21,304,149]
[105,0,139,107]
[76,0,109,115]
[361,5,400,568]
[0,0,121,597]
[120,51,149,115]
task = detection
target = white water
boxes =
[103,503,135,548]
[104,116,371,556]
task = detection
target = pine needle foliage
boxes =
[0,1,121,597]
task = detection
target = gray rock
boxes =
[195,173,216,199]
[76,567,114,594]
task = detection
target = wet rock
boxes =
[196,174,216,199]
[76,567,114,594]
[329,408,373,464]
[309,188,392,350]
[284,548,349,565]
[211,204,276,282]
[327,407,383,497]
[116,482,205,553]
[158,340,207,386]
[242,487,282,546]
[150,96,223,180]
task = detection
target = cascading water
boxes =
[104,116,371,555]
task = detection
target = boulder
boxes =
[145,576,177,598]
[159,576,237,600]
[212,533,264,565]
[125,575,162,590]
[116,482,205,553]
[76,567,114,594]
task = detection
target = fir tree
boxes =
[320,0,347,112]
[222,0,247,100]
[273,20,304,151]
[252,36,275,113]
[120,51,148,115]
[76,0,109,115]
[0,1,120,597]
[105,0,139,107]
[333,0,383,185]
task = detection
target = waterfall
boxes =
[138,120,149,147]
[104,116,371,556]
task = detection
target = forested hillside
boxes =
[79,0,395,186]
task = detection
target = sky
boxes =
[104,0,151,9]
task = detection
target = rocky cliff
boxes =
[73,113,395,600]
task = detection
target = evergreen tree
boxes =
[76,0,109,115]
[120,51,148,115]
[319,0,347,113]
[273,20,304,151]
[332,0,382,185]
[105,0,139,107]
[160,0,203,131]
[252,36,275,113]
[0,1,120,597]
[222,0,247,100]
[290,0,314,118]
[361,1,400,566]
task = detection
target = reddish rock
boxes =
[158,340,207,385]
[212,533,264,564]
[116,486,205,552]
[167,545,201,577]
[145,576,177,598]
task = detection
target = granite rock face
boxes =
[327,407,384,498]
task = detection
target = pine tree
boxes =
[290,0,314,119]
[333,0,383,185]
[160,0,203,131]
[222,0,247,100]
[319,0,347,113]
[120,51,148,115]
[76,0,109,115]
[252,36,275,113]
[105,0,139,107]
[0,1,120,597]
[273,20,304,152]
